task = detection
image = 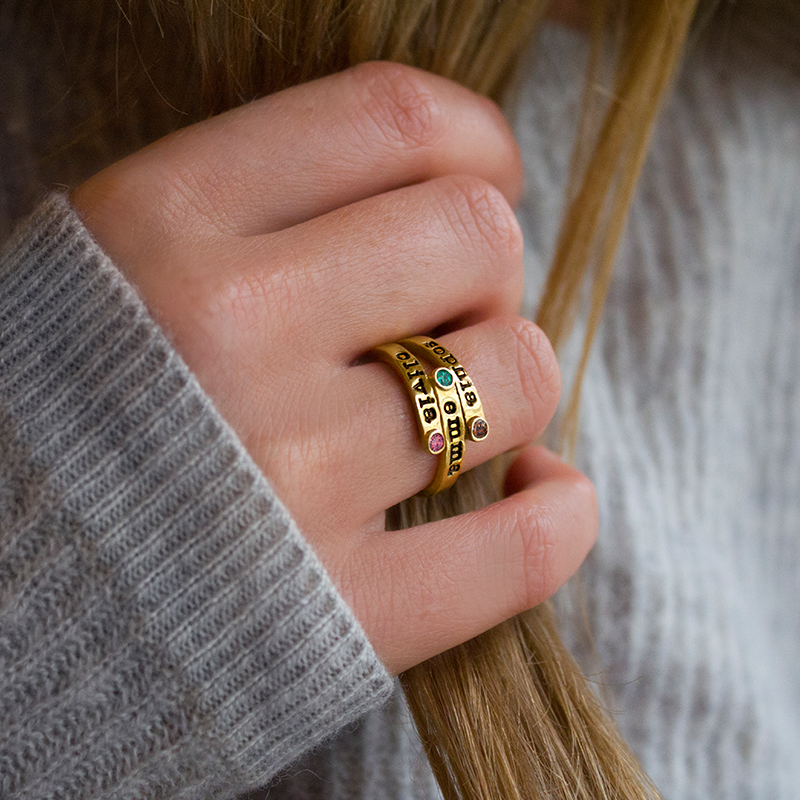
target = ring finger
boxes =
[257,316,561,536]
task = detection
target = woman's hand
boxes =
[71,63,597,675]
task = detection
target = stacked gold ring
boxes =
[371,343,447,457]
[372,337,488,496]
[399,337,489,443]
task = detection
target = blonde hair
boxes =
[95,0,706,797]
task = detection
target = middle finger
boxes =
[217,173,525,367]
[255,317,561,533]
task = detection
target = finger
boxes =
[355,318,561,512]
[253,317,561,530]
[201,173,524,373]
[504,442,573,496]
[336,446,598,674]
[73,62,523,243]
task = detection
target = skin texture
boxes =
[72,63,597,675]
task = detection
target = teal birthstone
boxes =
[434,368,454,389]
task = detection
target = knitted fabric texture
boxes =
[0,196,392,800]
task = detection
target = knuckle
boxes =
[73,153,231,253]
[73,167,190,277]
[156,160,239,236]
[152,169,199,232]
[73,169,151,248]
[348,61,442,152]
[435,175,523,260]
[508,318,562,430]
[335,546,411,674]
[221,266,301,332]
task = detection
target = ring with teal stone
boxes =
[423,362,466,495]
[399,337,489,444]
[433,367,456,390]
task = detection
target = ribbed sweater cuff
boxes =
[0,194,392,799]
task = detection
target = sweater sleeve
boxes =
[0,194,394,800]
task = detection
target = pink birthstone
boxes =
[428,431,446,454]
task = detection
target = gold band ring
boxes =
[372,336,488,497]
[399,337,489,443]
[371,343,447,456]
[422,362,466,496]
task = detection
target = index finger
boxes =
[75,62,523,240]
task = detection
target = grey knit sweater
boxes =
[2,11,799,800]
[0,193,394,798]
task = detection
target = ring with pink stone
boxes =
[371,342,447,462]
[399,337,489,443]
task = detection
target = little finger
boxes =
[335,445,598,674]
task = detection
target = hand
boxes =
[71,62,597,675]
